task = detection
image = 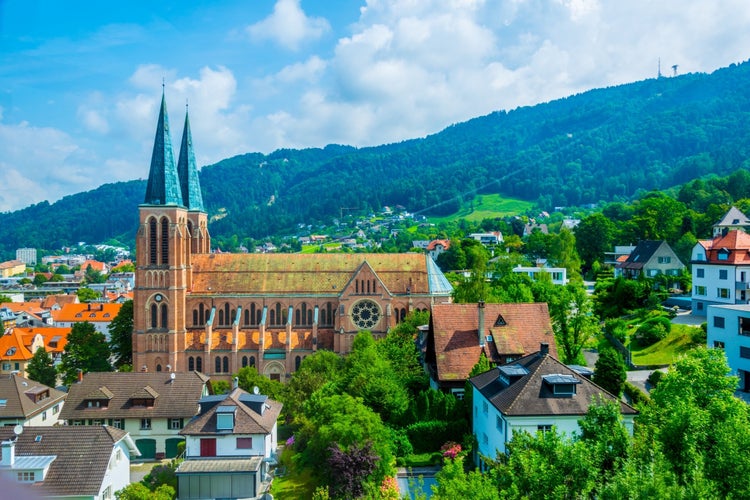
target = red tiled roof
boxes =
[50,303,122,323]
[429,302,556,382]
[702,230,750,264]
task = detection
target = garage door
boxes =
[135,438,156,460]
[165,438,184,459]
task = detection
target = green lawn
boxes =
[629,323,703,366]
[428,194,533,223]
[269,466,316,499]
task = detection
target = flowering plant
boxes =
[379,476,400,499]
[286,435,295,448]
[440,441,462,460]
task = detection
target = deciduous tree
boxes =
[108,300,133,368]
[26,347,57,387]
[59,321,112,386]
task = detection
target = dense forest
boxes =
[2,60,750,259]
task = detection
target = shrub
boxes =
[389,427,413,458]
[647,370,665,388]
[406,420,468,453]
[623,382,649,407]
[604,319,628,344]
[635,316,671,346]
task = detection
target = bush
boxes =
[635,316,671,346]
[405,420,468,453]
[389,427,413,458]
[647,370,665,388]
[623,382,649,407]
[604,319,628,344]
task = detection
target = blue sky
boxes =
[1,0,749,213]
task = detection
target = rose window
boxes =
[351,300,381,330]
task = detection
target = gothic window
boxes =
[223,356,229,373]
[218,310,224,325]
[151,304,158,329]
[199,303,205,325]
[215,357,221,373]
[193,309,198,326]
[224,303,230,325]
[231,309,236,325]
[295,308,300,325]
[161,304,168,329]
[242,356,248,368]
[249,356,255,367]
[355,280,359,294]
[307,309,313,325]
[351,300,381,330]
[156,364,162,372]
[269,310,275,326]
[250,303,257,326]
[295,356,302,371]
[196,357,202,372]
[244,309,249,326]
[188,357,195,371]
[372,280,377,294]
[274,303,282,326]
[149,218,157,264]
[367,280,371,294]
[160,217,169,264]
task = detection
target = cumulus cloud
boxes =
[247,0,330,50]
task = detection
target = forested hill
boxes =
[2,60,750,258]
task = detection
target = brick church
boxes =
[133,93,453,381]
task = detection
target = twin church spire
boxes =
[143,91,205,212]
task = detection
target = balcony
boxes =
[737,282,750,291]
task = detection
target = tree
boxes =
[235,366,284,401]
[0,294,12,304]
[593,348,627,397]
[108,300,133,368]
[26,347,57,387]
[84,264,107,284]
[284,350,344,419]
[115,483,175,500]
[575,213,616,272]
[548,283,599,364]
[432,455,499,500]
[326,441,378,499]
[76,287,100,302]
[376,311,429,395]
[59,322,113,386]
[578,398,630,480]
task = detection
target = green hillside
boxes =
[1,60,750,258]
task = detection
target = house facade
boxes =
[512,263,567,285]
[691,230,750,315]
[424,302,557,397]
[0,425,139,499]
[176,386,282,499]
[706,304,750,391]
[60,371,212,460]
[0,374,66,427]
[713,206,750,236]
[51,303,122,340]
[469,344,637,470]
[132,92,453,381]
[0,327,70,378]
[614,240,685,284]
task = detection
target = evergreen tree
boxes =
[59,321,113,386]
[26,347,57,387]
[593,348,627,397]
[108,300,134,367]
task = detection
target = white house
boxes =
[713,206,750,237]
[176,385,282,500]
[0,374,66,427]
[512,262,567,285]
[0,425,139,499]
[706,303,750,391]
[469,344,637,471]
[615,240,685,285]
[691,230,750,315]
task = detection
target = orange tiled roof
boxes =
[0,329,34,361]
[703,230,750,264]
[430,302,556,383]
[16,326,70,354]
[51,303,122,323]
[79,260,107,272]
[426,239,450,251]
[190,253,431,295]
[0,302,46,316]
[41,294,80,309]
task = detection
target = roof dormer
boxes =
[85,386,113,408]
[542,374,581,396]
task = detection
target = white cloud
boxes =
[247,0,330,50]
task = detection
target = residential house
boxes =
[74,260,109,281]
[424,302,557,397]
[176,385,282,500]
[692,230,750,315]
[60,371,212,460]
[713,206,750,237]
[523,223,548,237]
[614,240,685,286]
[427,239,450,261]
[40,294,80,311]
[0,425,139,499]
[0,260,26,279]
[0,327,70,378]
[0,302,53,327]
[706,304,750,391]
[50,303,122,340]
[603,245,636,266]
[0,374,66,427]
[469,232,503,246]
[469,343,637,470]
[512,261,567,286]
[15,248,37,267]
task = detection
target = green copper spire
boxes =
[144,92,184,206]
[177,107,205,212]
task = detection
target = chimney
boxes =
[540,343,549,356]
[77,369,83,383]
[478,300,486,347]
[1,438,15,467]
[233,377,239,390]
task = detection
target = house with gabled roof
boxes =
[424,302,557,398]
[469,343,637,470]
[692,229,750,315]
[50,302,121,340]
[0,302,53,327]
[0,425,139,499]
[614,240,685,285]
[176,384,282,499]
[60,371,212,460]
[0,374,66,427]
[0,326,70,378]
[713,206,750,236]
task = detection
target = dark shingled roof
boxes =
[428,302,557,382]
[470,350,637,417]
[616,240,665,271]
[0,425,129,497]
[181,387,282,436]
[60,371,210,420]
[0,374,66,420]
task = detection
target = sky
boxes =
[0,0,749,213]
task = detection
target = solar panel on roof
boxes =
[499,365,529,377]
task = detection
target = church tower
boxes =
[133,92,208,373]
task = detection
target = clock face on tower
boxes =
[155,294,163,302]
[351,299,381,330]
